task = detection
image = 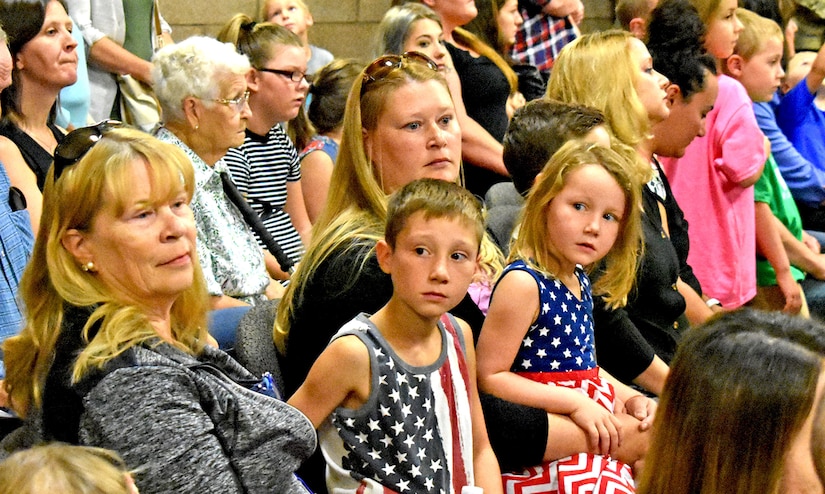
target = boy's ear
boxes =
[726,55,744,78]
[628,18,647,39]
[375,239,393,274]
[305,11,314,27]
[421,0,437,8]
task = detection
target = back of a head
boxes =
[615,0,655,30]
[217,14,302,67]
[308,58,364,134]
[0,443,133,494]
[638,309,825,494]
[647,0,717,100]
[503,99,606,196]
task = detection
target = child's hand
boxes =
[622,394,657,431]
[569,396,622,456]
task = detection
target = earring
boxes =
[194,124,199,131]
[80,261,95,273]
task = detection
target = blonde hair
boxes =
[546,30,653,184]
[261,0,310,22]
[732,8,783,60]
[0,443,135,494]
[274,58,453,351]
[688,0,723,24]
[3,128,209,414]
[510,140,643,308]
[217,13,303,69]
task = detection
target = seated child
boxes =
[776,43,825,180]
[288,178,502,494]
[262,0,334,75]
[477,140,650,493]
[0,443,139,494]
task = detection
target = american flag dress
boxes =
[497,261,636,494]
[319,313,476,494]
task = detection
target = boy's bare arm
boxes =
[755,201,803,313]
[774,216,825,278]
[458,319,503,494]
[287,335,371,428]
[806,43,825,94]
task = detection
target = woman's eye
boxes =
[418,40,431,49]
[439,115,453,126]
[406,122,421,130]
[573,203,586,211]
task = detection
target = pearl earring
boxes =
[80,261,95,273]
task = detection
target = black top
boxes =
[446,43,510,197]
[594,160,701,383]
[0,120,64,191]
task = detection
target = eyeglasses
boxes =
[53,120,123,182]
[361,52,439,91]
[256,67,309,84]
[209,90,250,113]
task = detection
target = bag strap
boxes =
[153,0,164,50]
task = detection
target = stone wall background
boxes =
[158,0,617,61]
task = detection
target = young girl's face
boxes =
[403,19,450,71]
[496,0,522,49]
[378,212,479,320]
[704,0,743,60]
[252,45,309,122]
[265,0,312,38]
[544,164,626,274]
[628,37,670,124]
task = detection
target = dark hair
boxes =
[0,0,64,121]
[502,99,606,195]
[463,0,507,56]
[739,0,783,25]
[638,309,825,494]
[307,59,363,134]
[647,0,718,101]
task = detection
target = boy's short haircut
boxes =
[734,7,784,60]
[503,100,606,196]
[615,0,655,30]
[385,178,485,250]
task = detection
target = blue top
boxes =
[776,81,825,192]
[0,162,34,378]
[754,92,825,207]
[497,260,596,373]
[57,19,91,129]
[299,134,339,164]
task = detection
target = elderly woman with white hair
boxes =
[152,36,284,315]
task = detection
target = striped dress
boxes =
[224,124,305,266]
[319,313,475,494]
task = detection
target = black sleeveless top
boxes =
[0,120,65,191]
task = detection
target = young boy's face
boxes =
[265,0,312,37]
[378,212,479,320]
[738,37,785,102]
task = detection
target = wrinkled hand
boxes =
[570,397,621,456]
[622,394,656,432]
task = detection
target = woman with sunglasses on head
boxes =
[151,36,284,319]
[2,124,315,493]
[0,0,79,233]
[217,16,312,278]
[276,52,487,493]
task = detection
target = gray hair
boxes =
[374,3,442,57]
[152,36,250,123]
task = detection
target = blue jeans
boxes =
[801,230,825,320]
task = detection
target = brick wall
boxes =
[159,0,617,61]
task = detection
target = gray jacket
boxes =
[76,342,315,494]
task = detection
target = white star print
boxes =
[367,419,380,431]
[574,337,580,346]
[379,375,388,386]
[425,478,434,490]
[391,421,404,435]
[423,428,434,441]
[563,349,572,358]
[344,417,355,427]
[410,464,422,477]
[561,302,568,312]
[554,280,562,288]
[550,360,560,370]
[380,435,393,447]
[368,449,382,460]
[537,348,547,358]
[523,336,533,347]
[422,398,431,412]
[396,479,410,492]
[408,386,419,399]
[386,358,395,370]
[430,459,443,472]
[404,434,416,449]
[380,405,391,417]
[554,314,562,325]
[550,291,557,300]
[565,291,573,300]
[396,451,407,463]
[521,359,532,369]
[397,372,408,385]
[417,448,427,460]
[389,389,401,403]
[543,302,551,314]
[381,463,396,476]
[357,432,368,444]
[374,347,384,358]
[571,313,577,322]
[414,415,425,428]
[415,374,427,381]
[539,327,550,337]
[551,337,561,348]
[576,356,583,366]
[401,403,412,418]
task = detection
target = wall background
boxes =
[158,0,617,60]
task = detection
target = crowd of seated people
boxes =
[0,0,824,493]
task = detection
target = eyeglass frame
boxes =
[361,52,439,92]
[52,120,124,182]
[255,67,309,84]
[207,90,251,113]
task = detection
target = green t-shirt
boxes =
[754,153,806,286]
[122,0,155,62]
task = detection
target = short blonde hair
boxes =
[3,128,209,414]
[733,7,784,60]
[0,443,134,494]
[510,140,643,308]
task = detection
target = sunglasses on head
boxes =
[52,120,123,182]
[361,52,439,93]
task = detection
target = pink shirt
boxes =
[660,75,766,308]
